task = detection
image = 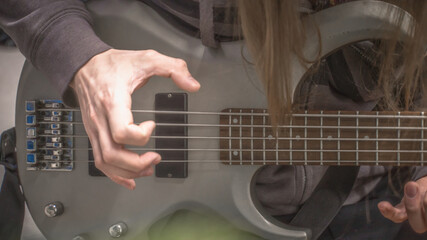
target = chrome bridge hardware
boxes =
[25,100,74,171]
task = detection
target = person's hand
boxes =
[70,49,200,190]
[378,176,427,233]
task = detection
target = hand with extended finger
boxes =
[70,49,200,190]
[378,176,427,233]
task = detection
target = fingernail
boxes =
[405,184,418,198]
[189,77,200,88]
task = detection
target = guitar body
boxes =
[15,0,413,239]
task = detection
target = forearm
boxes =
[0,0,111,106]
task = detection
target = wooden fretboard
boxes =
[219,109,427,166]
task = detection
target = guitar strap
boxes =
[290,42,380,239]
[290,166,360,240]
[0,127,25,240]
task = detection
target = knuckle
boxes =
[94,159,105,170]
[95,91,107,105]
[102,150,117,164]
[141,167,154,176]
[112,128,127,143]
[405,203,419,213]
[144,49,158,58]
[139,129,150,143]
[175,59,187,68]
[395,215,406,223]
[87,107,98,123]
[136,159,151,170]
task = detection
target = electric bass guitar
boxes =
[16,0,419,239]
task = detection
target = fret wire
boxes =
[337,111,341,166]
[276,127,279,165]
[304,110,308,166]
[376,112,379,166]
[422,112,424,166]
[228,109,232,165]
[239,109,243,165]
[320,110,324,166]
[251,109,254,165]
[356,111,359,166]
[263,110,266,165]
[290,117,293,165]
[397,112,401,166]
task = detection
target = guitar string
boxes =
[34,159,426,164]
[38,147,427,153]
[36,134,427,142]
[33,110,426,165]
[36,108,427,119]
[36,121,427,131]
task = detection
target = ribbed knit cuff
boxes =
[32,11,111,107]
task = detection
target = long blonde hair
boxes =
[237,0,426,125]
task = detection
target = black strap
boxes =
[0,127,25,240]
[199,0,219,48]
[290,166,360,240]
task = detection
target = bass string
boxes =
[36,108,427,119]
[35,159,426,164]
[39,147,427,153]
[37,134,427,142]
[37,121,427,130]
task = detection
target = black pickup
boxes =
[155,93,188,178]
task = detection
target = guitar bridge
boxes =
[25,100,74,171]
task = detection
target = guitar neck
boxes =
[219,109,427,166]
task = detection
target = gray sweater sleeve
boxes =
[412,167,427,181]
[0,0,111,106]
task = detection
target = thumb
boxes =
[404,182,426,233]
[171,75,201,93]
[141,50,201,92]
[161,61,200,92]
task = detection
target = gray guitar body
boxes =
[15,0,412,239]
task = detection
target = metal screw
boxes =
[72,235,87,240]
[109,222,127,238]
[168,93,172,98]
[44,202,64,217]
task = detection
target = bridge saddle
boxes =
[25,100,74,171]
